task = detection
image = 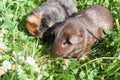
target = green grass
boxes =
[0,0,120,80]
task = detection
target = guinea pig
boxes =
[51,5,114,58]
[26,0,77,39]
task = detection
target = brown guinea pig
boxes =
[26,0,77,39]
[51,5,114,58]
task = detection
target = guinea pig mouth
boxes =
[33,30,42,39]
[62,47,83,58]
[34,28,48,39]
[35,34,43,39]
[61,49,77,58]
[51,45,82,58]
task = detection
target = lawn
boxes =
[0,0,120,80]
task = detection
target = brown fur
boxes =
[51,5,114,58]
[26,13,43,37]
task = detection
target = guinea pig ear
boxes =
[69,35,83,44]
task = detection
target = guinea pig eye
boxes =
[63,39,71,46]
[40,18,48,28]
[40,22,48,28]
[63,41,67,45]
[39,23,44,27]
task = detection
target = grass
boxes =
[0,0,120,80]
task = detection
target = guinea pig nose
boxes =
[36,33,43,39]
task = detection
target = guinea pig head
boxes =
[51,22,85,58]
[26,13,49,39]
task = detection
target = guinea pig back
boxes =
[51,5,114,58]
[26,0,77,39]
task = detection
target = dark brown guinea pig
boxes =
[51,5,114,58]
[26,0,77,39]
